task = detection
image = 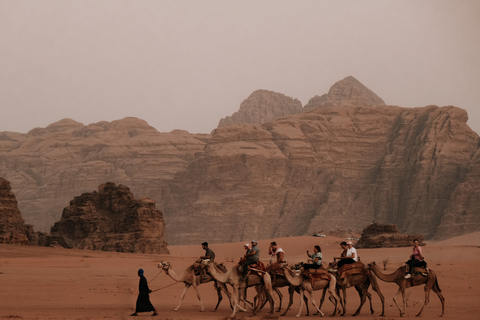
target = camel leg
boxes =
[213,284,223,311]
[280,286,295,316]
[416,286,431,317]
[295,288,306,318]
[191,284,205,312]
[174,284,190,311]
[308,288,324,317]
[352,285,368,316]
[329,282,343,316]
[275,287,283,312]
[393,288,406,316]
[432,281,445,317]
[216,282,233,311]
[369,273,385,316]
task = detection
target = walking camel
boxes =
[202,260,275,318]
[367,261,445,317]
[320,265,385,316]
[281,264,343,317]
[157,261,232,312]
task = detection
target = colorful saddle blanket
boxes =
[308,268,331,282]
[338,261,368,279]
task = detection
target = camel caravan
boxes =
[153,239,445,318]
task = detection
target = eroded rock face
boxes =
[217,89,303,127]
[0,178,31,244]
[164,104,480,244]
[356,223,424,248]
[0,117,209,232]
[49,182,169,253]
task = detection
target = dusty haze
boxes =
[1,1,479,135]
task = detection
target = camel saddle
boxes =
[338,261,368,279]
[237,260,267,277]
[412,266,429,278]
[304,268,331,283]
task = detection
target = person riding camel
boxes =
[333,241,357,271]
[405,239,425,279]
[237,240,260,279]
[268,241,285,284]
[198,242,215,280]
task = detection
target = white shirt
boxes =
[346,247,357,261]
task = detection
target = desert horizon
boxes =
[1,232,479,319]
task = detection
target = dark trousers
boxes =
[337,258,356,269]
[303,263,321,270]
[406,259,426,273]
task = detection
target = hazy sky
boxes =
[1,1,479,135]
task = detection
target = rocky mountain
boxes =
[49,182,169,253]
[0,178,36,244]
[217,89,302,127]
[1,76,479,245]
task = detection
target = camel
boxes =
[281,264,343,317]
[202,260,275,318]
[157,261,232,312]
[322,265,385,316]
[367,261,445,317]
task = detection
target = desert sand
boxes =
[1,232,480,320]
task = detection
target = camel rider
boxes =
[405,239,425,279]
[268,241,285,283]
[240,240,260,279]
[334,241,357,270]
[199,242,215,280]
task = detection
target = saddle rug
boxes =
[338,261,368,279]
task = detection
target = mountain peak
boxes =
[305,76,386,110]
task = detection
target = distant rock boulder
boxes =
[49,182,169,254]
[356,223,424,248]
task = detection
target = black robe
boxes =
[135,275,156,313]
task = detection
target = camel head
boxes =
[157,261,170,271]
[367,261,376,269]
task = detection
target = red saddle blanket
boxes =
[338,261,368,279]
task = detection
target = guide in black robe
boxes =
[131,269,158,316]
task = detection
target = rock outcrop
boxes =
[49,182,169,253]
[0,178,35,244]
[356,223,424,248]
[1,76,479,245]
[217,89,302,127]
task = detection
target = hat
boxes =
[251,240,258,244]
[138,268,144,275]
[347,241,353,245]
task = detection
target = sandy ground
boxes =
[1,232,480,320]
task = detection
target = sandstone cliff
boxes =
[164,102,480,244]
[49,182,169,253]
[1,77,479,245]
[0,178,35,244]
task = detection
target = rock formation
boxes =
[356,223,424,248]
[1,76,479,245]
[49,182,169,254]
[217,89,302,127]
[0,178,35,244]
[304,76,386,110]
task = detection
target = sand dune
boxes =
[1,233,479,319]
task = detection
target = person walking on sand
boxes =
[131,269,158,316]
